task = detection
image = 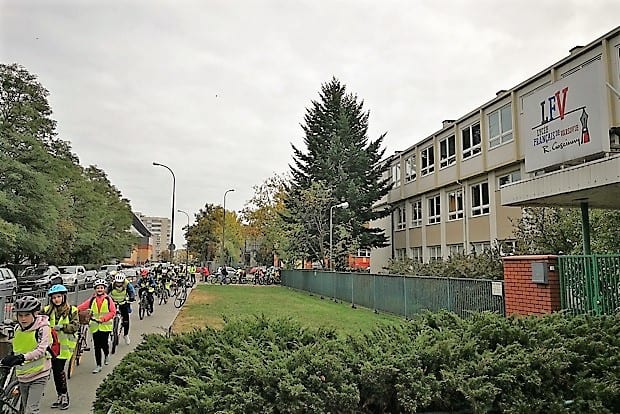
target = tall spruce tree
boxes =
[286,77,391,267]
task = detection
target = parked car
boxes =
[0,268,18,295]
[84,269,97,287]
[58,265,87,289]
[17,265,61,292]
[96,264,123,281]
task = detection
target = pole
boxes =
[177,209,190,276]
[153,162,176,262]
[222,189,235,266]
[580,202,591,255]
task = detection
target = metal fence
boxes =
[282,270,505,318]
[559,254,620,315]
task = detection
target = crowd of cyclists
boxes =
[0,264,194,413]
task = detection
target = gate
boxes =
[558,255,620,315]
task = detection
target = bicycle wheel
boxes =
[67,351,76,379]
[2,380,20,414]
[139,300,145,320]
[162,288,169,304]
[174,289,187,308]
[111,317,120,354]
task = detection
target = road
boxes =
[39,289,187,413]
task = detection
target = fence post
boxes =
[447,277,452,313]
[403,275,407,320]
[373,274,377,313]
[351,274,356,308]
[332,272,337,302]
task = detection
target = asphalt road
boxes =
[39,289,187,413]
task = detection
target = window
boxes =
[428,194,441,224]
[395,206,406,230]
[405,155,416,182]
[498,170,522,188]
[439,135,456,168]
[392,163,401,187]
[471,242,491,255]
[448,244,465,257]
[356,248,371,257]
[471,182,489,216]
[498,240,516,256]
[488,104,513,148]
[410,199,422,227]
[447,189,463,220]
[420,145,434,176]
[462,123,481,159]
[428,245,442,262]
[395,248,407,260]
[410,247,422,262]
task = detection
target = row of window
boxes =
[392,104,514,186]
[395,241,514,263]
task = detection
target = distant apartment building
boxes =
[371,26,620,272]
[136,213,171,261]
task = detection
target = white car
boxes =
[0,268,18,295]
[58,265,87,288]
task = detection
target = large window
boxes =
[462,123,481,159]
[392,163,401,187]
[448,244,465,257]
[498,170,522,188]
[447,189,463,220]
[471,242,491,255]
[488,104,513,148]
[410,199,422,227]
[356,248,371,257]
[471,181,490,216]
[428,245,442,262]
[428,194,441,224]
[405,155,416,182]
[439,135,456,168]
[395,206,406,230]
[410,247,422,262]
[420,145,434,176]
[395,248,407,260]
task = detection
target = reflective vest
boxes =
[13,328,51,377]
[43,305,78,360]
[109,287,128,305]
[90,296,113,333]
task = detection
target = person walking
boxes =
[77,279,116,374]
[42,284,78,410]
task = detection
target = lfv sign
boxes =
[521,59,609,173]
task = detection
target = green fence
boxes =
[282,270,505,318]
[559,254,620,315]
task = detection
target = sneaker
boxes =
[51,395,62,409]
[59,394,70,410]
[104,355,110,365]
[124,335,131,345]
[92,366,102,374]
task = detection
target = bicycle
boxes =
[138,289,153,320]
[0,368,20,414]
[173,277,190,309]
[110,312,123,355]
[67,314,91,379]
[157,282,169,305]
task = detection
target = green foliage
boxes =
[97,312,620,414]
[186,203,243,265]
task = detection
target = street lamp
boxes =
[152,162,176,262]
[329,201,349,271]
[222,188,235,266]
[177,209,190,276]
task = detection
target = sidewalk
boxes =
[40,293,187,413]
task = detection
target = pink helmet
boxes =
[140,268,149,276]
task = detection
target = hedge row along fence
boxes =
[95,312,620,414]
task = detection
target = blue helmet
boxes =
[48,284,68,296]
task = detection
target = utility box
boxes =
[531,262,549,284]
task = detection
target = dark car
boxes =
[17,265,61,293]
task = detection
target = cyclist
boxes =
[0,296,51,414]
[136,268,157,313]
[42,284,78,410]
[77,279,116,374]
[107,272,135,345]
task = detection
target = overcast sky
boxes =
[1,0,619,248]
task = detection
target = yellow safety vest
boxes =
[109,286,128,305]
[43,305,78,360]
[89,296,113,333]
[13,328,50,377]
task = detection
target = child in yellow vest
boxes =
[43,284,79,410]
[1,296,51,414]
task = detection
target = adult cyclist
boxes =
[107,272,135,345]
[136,268,156,313]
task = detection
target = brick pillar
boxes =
[502,255,561,316]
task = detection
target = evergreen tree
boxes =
[287,77,391,267]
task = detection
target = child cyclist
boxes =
[107,272,135,344]
[42,284,78,410]
[77,279,116,374]
[1,296,51,414]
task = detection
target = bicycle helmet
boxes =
[48,284,68,296]
[140,268,149,276]
[114,273,126,283]
[93,279,107,288]
[14,296,41,313]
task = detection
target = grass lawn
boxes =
[172,284,405,336]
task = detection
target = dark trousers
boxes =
[119,303,130,336]
[51,358,68,395]
[92,330,110,366]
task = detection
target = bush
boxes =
[95,312,620,413]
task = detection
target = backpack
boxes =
[37,326,61,358]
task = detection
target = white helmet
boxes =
[93,279,107,288]
[114,273,126,283]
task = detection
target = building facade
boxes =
[136,213,171,261]
[371,26,620,273]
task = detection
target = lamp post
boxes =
[222,189,235,266]
[329,201,349,271]
[177,209,190,276]
[152,162,176,263]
